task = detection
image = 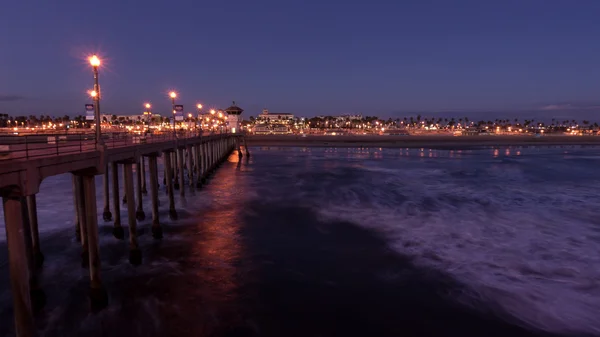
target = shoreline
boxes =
[245,135,600,149]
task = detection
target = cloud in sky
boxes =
[0,94,25,102]
[540,103,600,111]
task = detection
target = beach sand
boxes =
[245,134,600,149]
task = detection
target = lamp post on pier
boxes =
[169,91,177,138]
[144,103,152,133]
[196,103,203,135]
[89,55,104,148]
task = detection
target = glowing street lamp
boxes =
[196,103,203,133]
[144,103,152,132]
[169,91,177,136]
[88,54,103,147]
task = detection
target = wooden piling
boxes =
[72,175,81,242]
[178,148,185,196]
[82,175,108,311]
[124,162,141,265]
[148,155,162,239]
[173,152,180,190]
[135,159,145,221]
[164,151,178,220]
[75,175,89,267]
[111,162,124,240]
[102,163,112,222]
[2,195,35,337]
[26,195,44,268]
[140,157,148,195]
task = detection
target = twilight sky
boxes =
[1,0,599,120]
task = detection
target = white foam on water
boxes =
[305,148,600,335]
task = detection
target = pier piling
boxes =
[72,176,81,242]
[178,148,185,196]
[26,195,44,268]
[111,162,124,240]
[243,136,250,158]
[140,157,148,195]
[2,195,35,337]
[148,155,162,239]
[102,164,112,222]
[75,176,89,268]
[82,175,108,311]
[124,162,141,265]
[164,151,178,220]
[195,145,202,188]
[187,147,194,187]
[135,159,146,221]
[173,152,180,190]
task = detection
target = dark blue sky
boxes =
[1,0,599,120]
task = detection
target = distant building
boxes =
[258,109,294,123]
[251,123,291,135]
[335,114,362,122]
[101,114,162,123]
[253,124,271,135]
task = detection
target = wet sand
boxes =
[246,134,600,149]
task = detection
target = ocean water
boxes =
[0,146,599,337]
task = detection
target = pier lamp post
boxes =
[89,90,99,131]
[196,103,203,134]
[144,103,152,133]
[89,55,104,148]
[169,91,177,137]
[210,109,215,134]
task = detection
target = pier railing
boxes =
[0,131,210,161]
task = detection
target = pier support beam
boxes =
[237,138,243,161]
[111,162,124,240]
[102,164,112,222]
[148,155,162,239]
[82,175,108,311]
[135,159,146,221]
[187,147,194,187]
[244,136,250,158]
[2,195,35,337]
[26,195,44,268]
[73,176,81,242]
[75,176,89,267]
[195,145,202,188]
[124,162,141,265]
[164,151,178,220]
[173,152,180,190]
[178,148,185,196]
[122,164,128,205]
[140,157,148,195]
[201,143,207,183]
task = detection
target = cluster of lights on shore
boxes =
[85,54,230,139]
